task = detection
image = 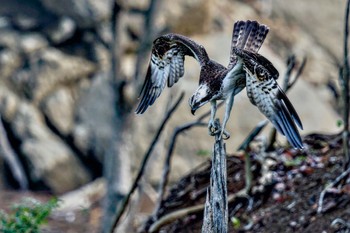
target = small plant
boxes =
[0,197,59,233]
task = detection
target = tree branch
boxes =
[110,92,184,232]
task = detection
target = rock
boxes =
[10,102,91,194]
[0,49,22,80]
[41,0,114,28]
[0,86,20,121]
[160,0,212,35]
[0,16,11,29]
[22,138,91,194]
[119,0,149,10]
[0,29,20,51]
[45,17,76,44]
[57,178,105,211]
[11,14,40,31]
[10,48,96,102]
[20,33,48,53]
[0,88,91,194]
[41,87,75,135]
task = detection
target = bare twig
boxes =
[110,92,184,232]
[153,122,207,212]
[317,164,350,214]
[0,114,28,190]
[149,204,205,232]
[237,120,268,152]
[331,218,350,228]
[288,57,307,90]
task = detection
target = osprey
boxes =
[135,20,303,149]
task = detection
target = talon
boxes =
[223,131,230,140]
[208,120,219,136]
[219,129,230,140]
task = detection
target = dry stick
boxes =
[202,119,228,233]
[153,124,207,213]
[110,92,184,232]
[288,57,307,90]
[318,165,350,213]
[237,120,269,152]
[318,0,350,214]
[0,114,28,190]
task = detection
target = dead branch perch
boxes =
[110,92,184,232]
[202,119,228,233]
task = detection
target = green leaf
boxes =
[231,216,241,229]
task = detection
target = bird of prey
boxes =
[135,20,303,149]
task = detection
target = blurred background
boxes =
[0,0,347,232]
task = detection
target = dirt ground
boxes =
[143,132,350,233]
[1,132,350,233]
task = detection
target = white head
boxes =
[188,84,211,115]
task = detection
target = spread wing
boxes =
[135,33,209,114]
[228,20,269,69]
[233,47,303,149]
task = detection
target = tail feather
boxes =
[228,20,269,69]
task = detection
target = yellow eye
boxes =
[256,68,265,80]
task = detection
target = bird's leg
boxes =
[219,93,234,140]
[208,100,218,135]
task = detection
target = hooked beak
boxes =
[191,108,197,115]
